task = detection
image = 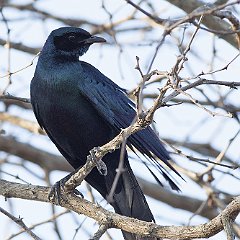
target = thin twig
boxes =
[90,224,109,240]
[0,207,42,240]
[7,210,69,240]
[0,52,40,79]
[0,7,12,93]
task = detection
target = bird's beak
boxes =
[84,35,106,44]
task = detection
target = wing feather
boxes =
[77,61,181,189]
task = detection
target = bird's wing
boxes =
[78,61,181,190]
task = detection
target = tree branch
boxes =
[0,206,42,240]
[165,0,240,49]
[0,134,227,220]
[0,179,239,239]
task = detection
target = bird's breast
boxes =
[32,78,113,164]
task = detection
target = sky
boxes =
[0,0,240,239]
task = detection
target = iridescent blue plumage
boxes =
[31,27,180,240]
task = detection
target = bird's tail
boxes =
[104,152,158,240]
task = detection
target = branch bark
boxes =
[165,0,239,49]
[0,135,72,172]
[0,135,229,221]
[0,179,239,239]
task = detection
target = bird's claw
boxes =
[48,180,66,205]
[48,176,84,205]
[73,189,84,198]
[90,147,107,176]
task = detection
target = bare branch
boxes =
[165,0,240,48]
[0,94,30,103]
[0,179,239,239]
[0,38,40,55]
[0,112,44,134]
[0,206,42,240]
[0,135,72,172]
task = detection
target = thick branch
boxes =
[0,112,44,134]
[138,177,219,220]
[0,179,239,239]
[0,135,72,172]
[1,99,32,110]
[165,0,239,49]
[0,38,39,55]
[5,3,98,28]
[0,135,223,220]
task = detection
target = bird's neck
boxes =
[35,53,82,88]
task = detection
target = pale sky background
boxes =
[0,0,240,239]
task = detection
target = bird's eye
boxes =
[68,35,76,42]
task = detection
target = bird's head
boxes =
[41,27,106,61]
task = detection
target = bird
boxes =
[30,27,180,240]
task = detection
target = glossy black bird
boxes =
[31,27,180,240]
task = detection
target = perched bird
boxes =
[31,27,180,240]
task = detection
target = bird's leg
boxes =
[49,147,107,205]
[48,170,84,205]
[90,147,107,176]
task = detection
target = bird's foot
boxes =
[48,179,65,205]
[90,147,107,176]
[48,173,84,205]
